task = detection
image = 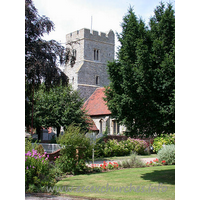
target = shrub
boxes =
[35,144,44,155]
[153,133,175,153]
[157,144,175,165]
[55,124,92,175]
[25,149,55,192]
[95,138,148,158]
[127,138,148,155]
[25,137,33,153]
[119,152,145,168]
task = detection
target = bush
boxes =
[157,144,175,165]
[95,138,148,157]
[118,152,145,168]
[153,133,175,153]
[25,149,55,192]
[55,124,92,175]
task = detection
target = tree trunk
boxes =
[57,127,61,138]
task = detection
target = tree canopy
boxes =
[32,84,89,137]
[25,0,68,93]
[105,3,175,137]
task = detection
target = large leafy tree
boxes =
[105,3,175,137]
[33,84,90,138]
[25,0,75,131]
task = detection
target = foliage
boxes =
[55,124,92,175]
[104,3,175,137]
[33,83,89,135]
[25,0,76,129]
[25,149,55,192]
[25,137,33,153]
[95,138,148,157]
[118,152,145,168]
[152,133,175,153]
[157,144,175,165]
[25,0,68,92]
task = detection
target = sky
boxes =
[32,0,175,57]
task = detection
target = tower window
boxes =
[94,49,96,60]
[72,49,77,59]
[94,49,100,61]
[96,76,99,85]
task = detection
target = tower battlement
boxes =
[66,28,114,44]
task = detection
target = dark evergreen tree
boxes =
[105,3,175,137]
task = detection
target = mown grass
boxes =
[55,165,175,200]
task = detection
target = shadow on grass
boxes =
[141,168,175,185]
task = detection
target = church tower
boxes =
[64,28,115,101]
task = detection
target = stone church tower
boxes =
[64,28,115,101]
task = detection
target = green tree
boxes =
[33,84,89,138]
[25,0,69,91]
[105,3,175,137]
[25,0,75,131]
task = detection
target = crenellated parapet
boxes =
[66,28,114,44]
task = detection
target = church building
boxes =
[64,28,126,135]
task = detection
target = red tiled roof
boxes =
[86,116,99,131]
[83,87,111,116]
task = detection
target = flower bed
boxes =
[146,158,166,167]
[87,161,119,172]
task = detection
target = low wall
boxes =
[46,149,60,161]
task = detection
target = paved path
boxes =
[25,193,91,200]
[87,157,157,165]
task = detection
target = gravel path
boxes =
[87,157,157,165]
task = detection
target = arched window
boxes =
[94,49,100,61]
[99,119,103,133]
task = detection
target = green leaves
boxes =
[33,84,89,131]
[105,3,175,137]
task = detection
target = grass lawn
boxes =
[89,153,157,162]
[55,165,175,200]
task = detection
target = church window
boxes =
[112,120,120,135]
[94,49,96,60]
[96,76,99,85]
[94,49,100,61]
[72,49,77,59]
[99,119,103,133]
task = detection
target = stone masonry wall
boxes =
[64,28,115,101]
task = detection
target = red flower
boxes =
[153,158,159,162]
[162,160,166,164]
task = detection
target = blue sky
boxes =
[32,0,175,54]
